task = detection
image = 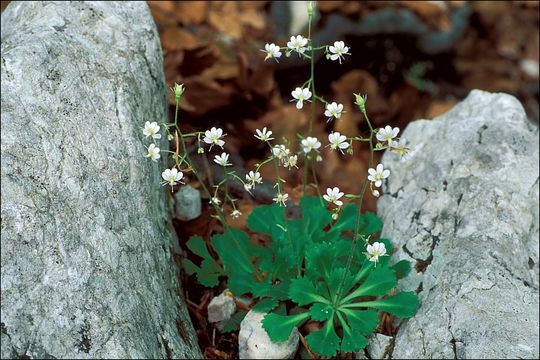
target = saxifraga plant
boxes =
[143,2,419,357]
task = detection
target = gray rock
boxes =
[207,290,236,325]
[239,310,299,359]
[377,90,539,359]
[175,185,202,220]
[367,334,393,359]
[1,2,201,358]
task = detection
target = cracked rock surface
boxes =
[1,2,201,358]
[378,90,539,359]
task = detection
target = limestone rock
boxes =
[239,310,299,359]
[1,2,201,358]
[207,291,236,328]
[175,185,202,221]
[377,90,539,359]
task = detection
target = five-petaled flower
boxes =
[203,127,225,150]
[246,171,263,185]
[366,242,388,265]
[324,102,344,122]
[328,41,350,64]
[301,136,321,154]
[210,197,221,206]
[368,164,390,188]
[323,187,344,206]
[161,168,183,188]
[273,193,289,207]
[272,144,290,159]
[287,35,308,56]
[283,155,298,169]
[390,138,411,160]
[376,126,400,144]
[143,121,161,140]
[146,143,161,162]
[262,43,282,62]
[214,152,232,167]
[255,127,274,142]
[231,209,242,219]
[328,132,349,153]
[291,87,312,109]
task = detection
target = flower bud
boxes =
[197,147,204,154]
[372,189,380,198]
[354,93,367,114]
[316,154,323,162]
[167,134,174,141]
[172,83,185,100]
[307,1,314,17]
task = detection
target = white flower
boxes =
[143,121,162,140]
[328,41,350,64]
[262,43,282,62]
[255,127,274,142]
[246,171,262,184]
[323,187,344,206]
[273,193,289,207]
[328,132,349,153]
[283,155,298,169]
[366,242,388,264]
[231,210,242,219]
[272,145,290,159]
[214,152,232,167]
[244,183,253,192]
[367,164,390,188]
[376,125,400,144]
[291,87,312,110]
[161,168,183,187]
[324,102,344,121]
[203,127,225,150]
[210,197,221,206]
[146,143,161,162]
[390,138,411,160]
[301,136,321,154]
[287,35,308,55]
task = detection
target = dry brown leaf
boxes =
[175,1,208,25]
[161,27,200,51]
[318,1,345,12]
[147,1,177,26]
[200,63,239,81]
[179,77,235,115]
[238,8,266,30]
[207,10,243,40]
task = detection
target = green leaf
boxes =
[326,207,383,240]
[306,320,340,357]
[227,271,255,295]
[221,310,247,333]
[340,329,368,353]
[262,312,310,343]
[339,309,379,334]
[183,236,222,287]
[353,291,420,318]
[391,259,412,280]
[212,228,256,274]
[252,298,279,312]
[358,211,383,236]
[309,303,333,321]
[299,196,332,241]
[341,267,396,303]
[289,277,330,306]
[247,204,286,236]
[305,242,335,281]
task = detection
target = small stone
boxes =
[174,185,201,220]
[238,310,299,359]
[207,291,236,324]
[366,334,393,359]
